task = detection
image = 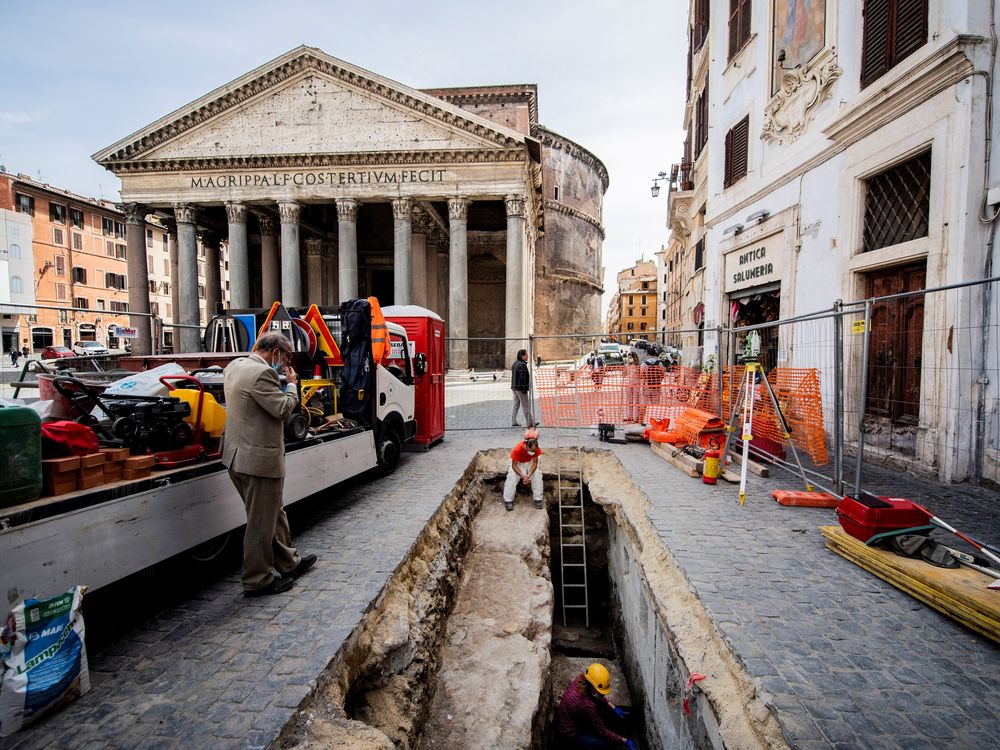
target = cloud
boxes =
[0,110,47,128]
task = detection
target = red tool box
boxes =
[837,492,930,542]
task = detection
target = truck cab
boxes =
[374,322,417,470]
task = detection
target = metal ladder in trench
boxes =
[553,362,589,627]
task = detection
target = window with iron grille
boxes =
[693,0,710,52]
[861,0,928,88]
[728,0,752,60]
[694,82,709,159]
[862,150,931,252]
[694,238,705,270]
[724,116,750,188]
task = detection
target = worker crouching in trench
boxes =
[556,663,637,749]
[503,429,544,511]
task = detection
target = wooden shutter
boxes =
[861,0,927,88]
[694,0,710,52]
[893,0,929,63]
[728,0,740,59]
[724,116,749,188]
[739,0,752,50]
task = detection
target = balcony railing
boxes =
[669,161,694,192]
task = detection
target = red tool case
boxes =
[836,492,930,542]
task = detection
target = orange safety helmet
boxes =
[584,663,612,695]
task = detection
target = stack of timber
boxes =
[820,525,1000,645]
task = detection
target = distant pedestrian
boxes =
[21,344,29,359]
[624,352,642,423]
[9,347,19,367]
[503,429,543,511]
[222,332,317,597]
[511,348,535,427]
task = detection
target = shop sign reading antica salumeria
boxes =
[723,231,784,293]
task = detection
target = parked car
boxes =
[41,346,75,360]
[72,341,110,356]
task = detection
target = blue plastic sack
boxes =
[0,587,89,736]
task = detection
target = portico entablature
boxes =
[114,158,531,207]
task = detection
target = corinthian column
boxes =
[448,197,469,369]
[410,207,429,308]
[174,204,201,352]
[305,238,324,305]
[337,198,359,301]
[254,212,279,305]
[278,201,302,307]
[202,232,222,318]
[122,202,153,355]
[162,219,180,344]
[392,198,413,306]
[225,201,249,308]
[505,195,527,365]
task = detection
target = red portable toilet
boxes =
[382,305,445,448]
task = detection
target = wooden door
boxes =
[865,262,925,422]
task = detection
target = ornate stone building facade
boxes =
[94,47,607,363]
[662,2,1000,481]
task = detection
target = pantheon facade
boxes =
[94,46,608,365]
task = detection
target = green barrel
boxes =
[0,404,43,506]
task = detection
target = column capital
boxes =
[174,203,197,225]
[159,217,177,236]
[336,198,359,223]
[277,201,301,223]
[391,197,413,221]
[412,206,432,235]
[121,202,148,226]
[505,195,526,219]
[305,237,323,257]
[447,197,470,221]
[252,210,276,236]
[225,201,247,223]
[199,230,221,248]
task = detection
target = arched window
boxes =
[9,243,21,259]
[10,276,23,293]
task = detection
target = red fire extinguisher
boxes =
[702,441,721,485]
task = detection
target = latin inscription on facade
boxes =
[724,232,784,293]
[190,169,448,189]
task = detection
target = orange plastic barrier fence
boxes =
[721,367,829,466]
[536,364,829,466]
[535,364,720,428]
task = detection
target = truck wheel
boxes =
[376,429,402,475]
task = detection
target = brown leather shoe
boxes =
[244,575,295,598]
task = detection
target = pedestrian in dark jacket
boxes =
[9,347,19,366]
[510,348,535,427]
[21,344,29,359]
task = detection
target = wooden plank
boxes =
[732,452,770,477]
[820,526,1000,644]
[650,441,701,478]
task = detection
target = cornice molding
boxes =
[531,124,610,192]
[102,148,528,174]
[95,51,525,166]
[540,265,604,293]
[542,198,605,240]
[762,46,842,144]
[423,86,539,124]
[823,36,981,145]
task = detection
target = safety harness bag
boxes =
[339,299,374,424]
[0,587,90,736]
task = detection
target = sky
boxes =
[1,0,689,314]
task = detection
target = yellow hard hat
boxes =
[584,663,611,695]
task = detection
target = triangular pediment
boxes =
[93,46,526,167]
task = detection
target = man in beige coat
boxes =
[222,331,316,597]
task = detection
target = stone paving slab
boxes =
[2,425,999,749]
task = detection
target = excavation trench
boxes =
[274,449,789,750]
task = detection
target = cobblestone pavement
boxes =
[2,425,998,749]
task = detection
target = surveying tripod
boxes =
[720,332,812,506]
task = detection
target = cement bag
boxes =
[0,587,90,736]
